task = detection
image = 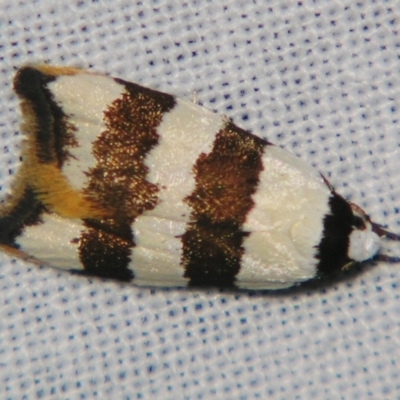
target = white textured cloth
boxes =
[1,1,400,398]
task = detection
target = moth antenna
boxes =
[320,173,335,191]
[369,222,400,263]
[373,254,400,263]
[371,222,400,241]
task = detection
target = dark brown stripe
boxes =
[315,192,354,277]
[0,187,45,247]
[74,219,134,282]
[3,67,77,254]
[13,67,78,166]
[82,79,176,218]
[182,122,269,288]
[78,80,176,280]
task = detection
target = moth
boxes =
[0,65,397,290]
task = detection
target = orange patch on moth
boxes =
[26,164,111,219]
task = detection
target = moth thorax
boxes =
[348,203,380,262]
[348,229,380,262]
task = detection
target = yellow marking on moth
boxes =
[11,66,113,220]
[26,164,111,219]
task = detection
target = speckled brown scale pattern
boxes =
[83,80,176,218]
[76,218,134,281]
[181,122,269,287]
[78,79,176,279]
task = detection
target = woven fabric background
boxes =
[0,0,400,398]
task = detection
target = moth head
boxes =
[347,203,381,262]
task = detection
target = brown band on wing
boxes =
[2,67,80,246]
[181,122,269,288]
[75,218,134,282]
[0,187,45,247]
[13,66,78,166]
[13,67,95,219]
[82,79,176,218]
[78,80,176,280]
[316,192,354,277]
